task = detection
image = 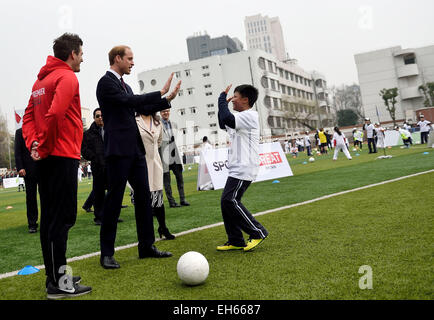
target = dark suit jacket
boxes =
[14,128,36,176]
[81,121,105,175]
[96,71,171,157]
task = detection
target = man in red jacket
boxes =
[22,33,92,299]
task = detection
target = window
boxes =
[261,76,269,88]
[178,89,183,97]
[258,57,266,70]
[187,88,194,95]
[404,54,416,65]
[205,92,213,96]
[281,85,286,94]
[179,108,185,116]
[185,70,191,77]
[203,73,210,77]
[211,130,218,135]
[207,103,214,108]
[175,71,181,78]
[208,111,215,117]
[190,107,197,114]
[268,116,274,127]
[210,123,217,128]
[204,84,212,89]
[273,97,279,109]
[267,60,273,72]
[285,71,290,80]
[264,96,272,108]
[194,126,199,133]
[279,68,284,78]
[182,128,186,135]
[290,73,294,81]
[202,65,209,70]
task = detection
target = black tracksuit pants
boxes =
[221,177,268,247]
[37,156,78,286]
[24,173,39,229]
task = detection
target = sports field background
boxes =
[0,144,433,299]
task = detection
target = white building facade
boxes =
[355,45,434,123]
[245,14,287,62]
[137,49,333,151]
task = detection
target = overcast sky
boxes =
[1,0,433,133]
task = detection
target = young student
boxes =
[395,126,412,148]
[332,127,352,161]
[216,84,268,252]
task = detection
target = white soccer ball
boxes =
[309,157,315,162]
[177,251,209,286]
[352,148,357,152]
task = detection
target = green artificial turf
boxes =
[0,144,433,299]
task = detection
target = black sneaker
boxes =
[46,281,92,300]
[46,276,82,290]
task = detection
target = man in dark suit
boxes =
[15,127,39,233]
[96,45,181,269]
[81,108,107,225]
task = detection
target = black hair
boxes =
[93,108,101,118]
[334,126,342,136]
[234,84,258,108]
[53,33,83,62]
[203,136,208,143]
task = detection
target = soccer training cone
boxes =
[18,265,40,275]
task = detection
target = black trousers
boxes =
[163,163,185,205]
[367,138,377,153]
[37,156,78,286]
[421,132,429,144]
[100,153,154,257]
[306,145,312,156]
[92,166,107,222]
[221,177,268,247]
[82,189,94,210]
[24,173,39,229]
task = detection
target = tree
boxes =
[331,84,364,121]
[336,109,359,127]
[0,112,14,169]
[418,82,434,108]
[379,88,399,127]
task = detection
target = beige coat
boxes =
[136,115,163,192]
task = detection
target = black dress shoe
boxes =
[94,219,102,226]
[82,206,93,213]
[169,203,181,208]
[121,205,128,209]
[180,201,190,206]
[139,245,172,259]
[100,256,120,269]
[29,227,37,234]
[117,218,124,223]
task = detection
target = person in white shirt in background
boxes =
[284,139,291,154]
[290,139,298,158]
[403,121,411,132]
[201,136,213,153]
[332,127,352,161]
[374,123,386,149]
[295,138,304,152]
[395,126,412,148]
[417,114,432,144]
[363,118,377,153]
[77,165,83,182]
[352,128,363,151]
[303,131,312,156]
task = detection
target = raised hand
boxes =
[224,84,233,102]
[160,73,174,96]
[166,80,182,102]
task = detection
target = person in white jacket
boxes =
[332,127,352,161]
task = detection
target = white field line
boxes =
[1,169,433,280]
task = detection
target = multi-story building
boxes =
[137,49,334,151]
[355,45,434,123]
[186,33,242,61]
[245,14,287,62]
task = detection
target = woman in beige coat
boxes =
[135,112,175,240]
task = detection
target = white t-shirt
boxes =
[364,123,375,138]
[332,132,347,146]
[417,120,432,132]
[225,110,260,181]
[304,136,311,146]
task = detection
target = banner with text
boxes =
[2,177,24,189]
[197,142,293,190]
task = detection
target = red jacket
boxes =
[23,56,83,160]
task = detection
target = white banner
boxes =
[197,142,293,190]
[3,176,25,189]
